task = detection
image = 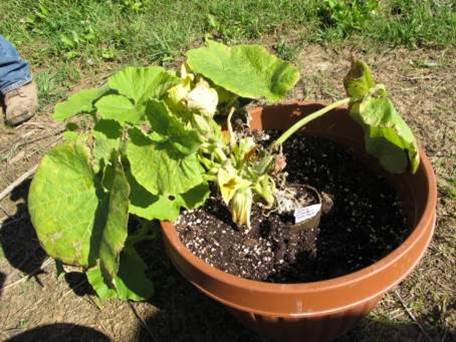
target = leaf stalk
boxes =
[272,97,351,147]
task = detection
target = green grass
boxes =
[449,173,456,199]
[0,0,455,109]
[1,0,455,64]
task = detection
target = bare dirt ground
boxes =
[0,45,455,341]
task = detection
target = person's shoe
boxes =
[4,81,38,126]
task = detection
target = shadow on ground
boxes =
[338,318,455,342]
[0,180,47,280]
[134,233,263,342]
[5,323,109,342]
[0,181,93,298]
[0,271,5,297]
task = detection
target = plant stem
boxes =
[271,98,351,147]
[214,146,227,162]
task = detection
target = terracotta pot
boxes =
[160,102,437,342]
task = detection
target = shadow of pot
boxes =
[160,102,437,342]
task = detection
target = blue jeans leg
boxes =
[0,35,32,95]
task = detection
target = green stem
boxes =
[214,146,227,162]
[271,97,351,147]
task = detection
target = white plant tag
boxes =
[294,203,322,224]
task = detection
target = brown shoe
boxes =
[4,81,38,126]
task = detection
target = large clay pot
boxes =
[160,102,437,342]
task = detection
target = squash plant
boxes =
[28,41,419,300]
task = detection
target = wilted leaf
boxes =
[230,186,253,229]
[87,246,154,301]
[363,134,408,173]
[344,60,420,173]
[97,156,130,286]
[343,60,375,100]
[349,88,419,173]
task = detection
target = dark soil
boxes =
[176,132,411,283]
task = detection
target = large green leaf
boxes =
[180,182,210,209]
[108,66,179,104]
[54,86,109,121]
[127,169,180,220]
[96,95,145,124]
[87,246,154,301]
[97,157,130,286]
[92,119,122,168]
[186,40,300,101]
[128,168,209,221]
[28,141,98,266]
[146,100,201,155]
[126,128,205,196]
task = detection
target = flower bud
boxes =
[233,137,256,164]
[253,175,275,208]
[186,79,218,117]
[230,187,253,230]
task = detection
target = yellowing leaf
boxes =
[28,141,98,266]
[29,141,131,276]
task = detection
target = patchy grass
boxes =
[0,0,455,114]
[1,1,454,60]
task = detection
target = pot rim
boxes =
[160,101,437,315]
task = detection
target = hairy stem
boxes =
[271,97,351,147]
